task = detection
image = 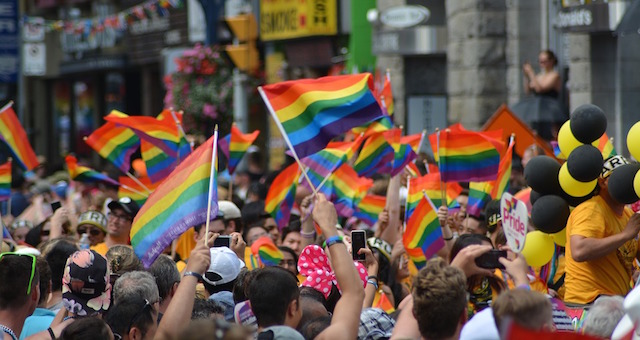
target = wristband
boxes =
[323,235,343,248]
[443,235,454,241]
[366,279,379,290]
[366,275,378,282]
[300,230,316,239]
[183,271,203,281]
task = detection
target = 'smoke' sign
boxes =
[500,192,528,253]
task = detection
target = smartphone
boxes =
[50,201,62,212]
[213,235,231,248]
[351,230,366,261]
[475,250,507,270]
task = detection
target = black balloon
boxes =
[530,190,542,205]
[561,191,594,207]
[524,156,562,195]
[608,163,640,204]
[531,195,570,234]
[567,145,604,182]
[570,104,607,144]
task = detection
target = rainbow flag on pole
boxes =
[377,71,394,116]
[118,176,157,207]
[265,163,300,229]
[141,139,179,184]
[438,129,501,182]
[403,195,444,260]
[218,124,260,175]
[353,132,394,177]
[259,73,385,159]
[354,195,386,226]
[65,155,119,186]
[251,236,283,267]
[105,110,184,157]
[0,160,11,201]
[467,140,514,217]
[329,164,373,217]
[0,103,39,171]
[85,122,140,173]
[131,133,218,267]
[407,173,463,216]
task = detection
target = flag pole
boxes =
[258,87,317,192]
[204,126,219,246]
[403,175,411,232]
[0,101,13,114]
[125,172,152,194]
[313,170,332,195]
[120,184,148,198]
[437,129,447,207]
[422,159,429,175]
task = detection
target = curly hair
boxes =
[412,257,467,339]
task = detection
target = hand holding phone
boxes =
[213,235,231,248]
[351,230,366,261]
[50,201,62,212]
[474,249,507,270]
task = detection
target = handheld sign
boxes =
[500,192,528,253]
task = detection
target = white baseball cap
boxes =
[203,247,245,286]
[218,201,241,220]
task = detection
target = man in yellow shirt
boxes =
[565,156,640,305]
[91,197,140,256]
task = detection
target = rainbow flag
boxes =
[429,124,504,162]
[438,129,501,182]
[595,133,616,159]
[0,103,39,171]
[265,163,300,229]
[354,195,386,226]
[330,164,373,217]
[251,236,283,267]
[383,128,418,176]
[550,141,566,160]
[140,139,178,184]
[65,155,119,186]
[405,247,427,269]
[218,125,260,175]
[407,173,463,216]
[105,110,184,158]
[352,115,394,136]
[0,161,10,201]
[403,195,444,260]
[130,133,219,268]
[467,140,514,217]
[353,132,394,177]
[85,122,140,173]
[377,71,394,116]
[373,291,395,314]
[259,73,385,159]
[156,110,192,161]
[118,176,157,206]
[406,161,421,177]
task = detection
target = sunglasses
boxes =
[108,212,132,222]
[77,226,102,236]
[0,252,36,295]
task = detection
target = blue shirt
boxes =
[19,308,55,340]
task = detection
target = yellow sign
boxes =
[260,0,337,41]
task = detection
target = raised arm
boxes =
[380,174,401,245]
[313,194,365,340]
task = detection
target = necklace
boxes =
[0,324,17,340]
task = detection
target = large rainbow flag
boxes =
[259,73,385,159]
[403,195,444,261]
[85,122,140,173]
[265,163,300,229]
[218,124,260,175]
[0,160,10,201]
[0,103,39,171]
[65,155,119,186]
[131,133,218,267]
[438,128,501,182]
[251,236,283,267]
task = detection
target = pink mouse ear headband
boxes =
[298,245,367,298]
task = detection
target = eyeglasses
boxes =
[77,226,102,236]
[126,299,152,335]
[108,212,132,222]
[0,252,36,295]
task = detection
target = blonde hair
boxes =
[106,245,143,275]
[492,289,553,332]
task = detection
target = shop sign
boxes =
[260,0,337,41]
[23,42,46,76]
[380,5,430,29]
[557,3,610,32]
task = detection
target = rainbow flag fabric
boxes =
[218,125,260,175]
[407,173,463,216]
[353,132,394,177]
[0,103,39,171]
[329,164,373,217]
[131,133,218,268]
[403,195,444,260]
[140,139,179,184]
[383,128,418,176]
[85,122,140,173]
[352,115,394,136]
[377,72,394,116]
[259,73,385,159]
[251,236,283,267]
[105,110,184,157]
[595,133,616,159]
[118,176,158,206]
[0,161,10,201]
[438,129,501,182]
[467,140,514,217]
[354,195,386,226]
[373,291,395,314]
[265,163,300,229]
[65,155,119,186]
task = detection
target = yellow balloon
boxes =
[551,228,566,247]
[558,121,583,157]
[521,231,555,267]
[634,170,640,198]
[559,163,597,197]
[627,122,640,161]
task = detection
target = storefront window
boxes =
[73,80,94,156]
[53,82,71,156]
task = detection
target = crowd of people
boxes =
[1,143,640,340]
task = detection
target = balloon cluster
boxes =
[520,104,608,267]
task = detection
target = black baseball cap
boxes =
[107,197,140,219]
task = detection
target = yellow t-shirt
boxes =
[564,195,636,304]
[91,242,109,257]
